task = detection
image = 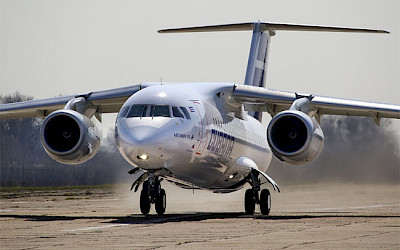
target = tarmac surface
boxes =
[0,183,399,249]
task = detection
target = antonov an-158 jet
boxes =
[1,22,399,215]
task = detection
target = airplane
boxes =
[1,22,399,216]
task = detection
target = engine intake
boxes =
[40,109,100,164]
[267,110,324,165]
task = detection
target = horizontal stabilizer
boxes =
[159,22,389,34]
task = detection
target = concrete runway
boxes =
[0,183,399,249]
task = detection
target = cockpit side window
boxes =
[172,106,184,118]
[180,107,191,119]
[152,105,170,117]
[127,105,148,118]
[118,106,130,118]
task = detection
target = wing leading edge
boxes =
[0,84,142,119]
[232,84,400,123]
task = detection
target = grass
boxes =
[65,197,81,200]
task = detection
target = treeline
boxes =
[269,116,400,184]
[0,92,131,187]
[1,92,399,187]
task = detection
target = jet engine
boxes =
[267,110,324,165]
[40,109,101,164]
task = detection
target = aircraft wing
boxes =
[0,84,141,119]
[232,84,400,122]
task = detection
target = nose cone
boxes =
[116,121,176,170]
[127,126,160,145]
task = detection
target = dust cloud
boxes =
[268,116,400,184]
[120,116,400,210]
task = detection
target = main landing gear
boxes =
[244,170,271,215]
[140,173,166,215]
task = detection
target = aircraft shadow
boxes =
[1,212,399,224]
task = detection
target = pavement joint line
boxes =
[61,213,214,232]
[313,204,400,211]
[349,204,400,209]
[62,224,130,232]
[0,210,14,213]
[83,199,119,202]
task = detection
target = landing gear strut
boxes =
[140,173,166,215]
[244,170,271,215]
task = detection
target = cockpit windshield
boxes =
[150,105,170,117]
[124,104,190,119]
[127,105,148,118]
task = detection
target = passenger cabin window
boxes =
[172,106,184,118]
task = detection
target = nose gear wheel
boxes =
[138,173,167,215]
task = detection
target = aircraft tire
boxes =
[155,189,166,215]
[140,188,151,215]
[260,189,271,215]
[244,189,256,215]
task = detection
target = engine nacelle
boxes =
[40,109,101,164]
[267,110,324,165]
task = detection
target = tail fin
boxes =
[244,22,271,121]
[159,22,388,121]
[244,22,271,89]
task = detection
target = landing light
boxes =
[138,154,149,160]
[229,172,238,179]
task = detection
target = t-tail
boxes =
[243,22,272,121]
[159,22,389,122]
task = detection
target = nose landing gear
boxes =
[139,173,166,215]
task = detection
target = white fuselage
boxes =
[115,82,272,192]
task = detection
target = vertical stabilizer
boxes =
[244,22,272,88]
[245,22,273,121]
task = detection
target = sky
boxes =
[1,0,399,129]
[0,0,399,184]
